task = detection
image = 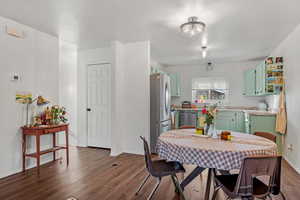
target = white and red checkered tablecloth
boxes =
[156,129,277,170]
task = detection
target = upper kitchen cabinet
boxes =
[265,57,284,95]
[170,73,181,97]
[243,68,256,96]
[151,66,164,74]
[255,62,265,95]
[243,57,284,96]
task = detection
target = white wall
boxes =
[59,41,78,146]
[268,24,300,173]
[110,41,124,155]
[119,41,150,155]
[0,16,59,178]
[164,61,264,107]
[78,41,150,156]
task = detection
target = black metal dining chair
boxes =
[211,155,284,200]
[253,132,286,199]
[136,136,186,200]
[271,156,286,200]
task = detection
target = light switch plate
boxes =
[11,73,20,81]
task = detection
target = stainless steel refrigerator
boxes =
[150,73,171,153]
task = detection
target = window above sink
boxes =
[192,77,229,104]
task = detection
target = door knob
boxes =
[87,108,91,112]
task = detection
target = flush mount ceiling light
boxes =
[180,16,206,37]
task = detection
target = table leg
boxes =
[65,128,69,166]
[53,133,56,161]
[204,168,213,200]
[22,134,26,172]
[180,166,206,189]
[36,134,40,175]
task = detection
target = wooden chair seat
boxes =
[179,125,195,129]
[254,132,276,143]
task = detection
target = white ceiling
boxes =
[1,0,300,66]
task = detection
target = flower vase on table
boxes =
[204,123,210,136]
[202,104,217,136]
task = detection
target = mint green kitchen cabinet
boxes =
[243,57,284,96]
[246,114,283,154]
[150,68,181,97]
[169,73,181,97]
[255,62,265,95]
[151,66,166,75]
[235,111,245,132]
[216,111,236,130]
[215,111,245,132]
[243,69,256,96]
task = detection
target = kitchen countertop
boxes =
[172,107,277,116]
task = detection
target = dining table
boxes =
[156,129,278,200]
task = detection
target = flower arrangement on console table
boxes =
[201,104,217,136]
[16,93,68,127]
[33,105,68,127]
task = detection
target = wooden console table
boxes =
[21,124,69,175]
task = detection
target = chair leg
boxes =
[211,186,221,200]
[171,175,186,200]
[280,191,286,200]
[147,178,161,200]
[135,174,150,195]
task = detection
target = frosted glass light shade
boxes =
[180,16,206,37]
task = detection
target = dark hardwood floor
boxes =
[0,147,299,200]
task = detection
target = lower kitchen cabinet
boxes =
[246,114,283,154]
[174,109,282,154]
[215,111,245,132]
[215,111,236,131]
[235,111,246,132]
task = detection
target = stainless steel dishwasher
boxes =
[178,110,197,128]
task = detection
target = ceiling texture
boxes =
[1,0,300,66]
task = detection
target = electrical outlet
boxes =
[287,144,293,151]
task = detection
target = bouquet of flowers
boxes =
[201,104,217,125]
[34,105,68,126]
[51,105,68,125]
[201,104,218,135]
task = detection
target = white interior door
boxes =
[87,63,111,148]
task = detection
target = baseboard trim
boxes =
[283,156,300,175]
[0,158,54,179]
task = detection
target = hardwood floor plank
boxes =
[0,147,299,200]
